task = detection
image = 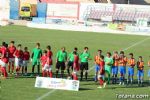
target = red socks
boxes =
[42,71,46,77]
[72,74,78,80]
[1,67,7,77]
[16,67,20,75]
[42,71,53,78]
[99,78,104,86]
[49,71,53,78]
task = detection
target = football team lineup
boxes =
[0,26,150,100]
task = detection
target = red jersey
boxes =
[23,51,30,60]
[0,46,9,58]
[47,50,53,58]
[73,55,80,71]
[14,50,24,59]
[99,60,105,75]
[8,46,16,58]
[47,50,53,65]
[46,57,52,65]
[40,55,47,67]
[0,46,9,63]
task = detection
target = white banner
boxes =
[47,2,79,19]
[35,77,80,91]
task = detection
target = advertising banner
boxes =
[35,77,80,91]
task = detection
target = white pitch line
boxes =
[36,90,56,100]
[36,37,150,100]
[122,37,150,51]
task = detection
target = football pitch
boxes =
[0,25,150,100]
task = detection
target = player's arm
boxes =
[132,59,136,67]
[65,52,67,62]
[137,61,139,69]
[148,61,150,67]
[13,50,17,58]
[67,53,70,61]
[28,52,30,59]
[40,50,42,57]
[110,58,114,65]
[88,53,92,60]
[31,52,34,59]
[56,51,59,62]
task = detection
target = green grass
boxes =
[0,25,150,100]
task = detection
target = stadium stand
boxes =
[86,5,150,21]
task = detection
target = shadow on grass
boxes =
[79,87,94,91]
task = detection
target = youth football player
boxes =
[56,47,67,78]
[137,56,144,86]
[104,52,113,84]
[67,47,78,77]
[0,42,9,78]
[94,49,102,82]
[46,45,53,77]
[127,53,135,85]
[112,51,119,84]
[80,47,91,81]
[22,47,30,75]
[72,51,80,80]
[8,41,16,74]
[97,55,106,88]
[41,50,47,77]
[14,44,24,76]
[118,51,127,85]
[31,43,42,76]
[148,57,150,84]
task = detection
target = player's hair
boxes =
[107,52,111,56]
[61,47,65,49]
[36,43,40,46]
[129,53,133,56]
[5,43,8,48]
[139,56,142,58]
[10,41,15,44]
[100,55,104,59]
[84,47,88,50]
[120,51,124,54]
[73,51,77,55]
[18,44,21,47]
[2,42,6,46]
[74,47,78,51]
[47,45,51,50]
[98,49,102,52]
[24,47,28,50]
[43,50,47,53]
[114,51,118,54]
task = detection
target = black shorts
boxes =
[67,61,73,69]
[56,61,65,70]
[80,62,88,70]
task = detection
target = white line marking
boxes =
[36,90,56,100]
[36,37,150,100]
[122,37,150,51]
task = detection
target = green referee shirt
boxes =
[80,52,90,62]
[56,50,67,62]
